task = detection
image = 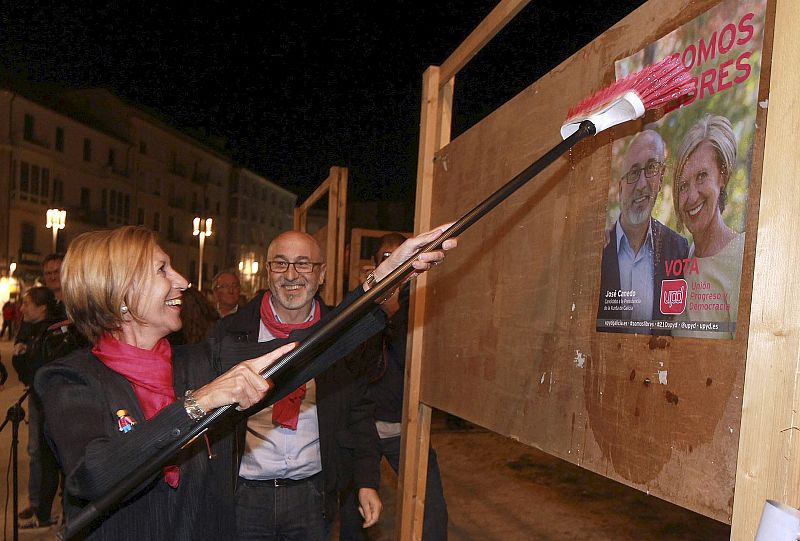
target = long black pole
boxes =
[60,120,596,539]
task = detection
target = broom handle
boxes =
[59,119,595,540]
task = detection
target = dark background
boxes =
[0,1,645,205]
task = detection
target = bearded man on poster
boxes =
[597,129,689,334]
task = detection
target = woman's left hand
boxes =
[369,223,457,286]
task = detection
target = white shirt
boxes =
[616,221,655,321]
[238,298,322,480]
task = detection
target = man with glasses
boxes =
[212,271,242,317]
[597,129,689,333]
[213,230,382,540]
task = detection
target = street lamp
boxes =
[46,208,66,253]
[192,217,213,291]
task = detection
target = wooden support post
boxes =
[325,167,340,306]
[398,65,454,540]
[731,1,800,539]
[293,166,348,305]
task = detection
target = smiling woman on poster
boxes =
[673,114,745,338]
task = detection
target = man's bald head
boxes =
[266,231,327,323]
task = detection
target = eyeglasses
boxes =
[267,261,322,273]
[214,283,240,291]
[621,160,664,184]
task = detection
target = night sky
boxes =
[0,0,644,204]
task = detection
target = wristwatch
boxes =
[184,389,207,421]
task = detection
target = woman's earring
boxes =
[121,304,129,314]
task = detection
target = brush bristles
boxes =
[565,55,694,123]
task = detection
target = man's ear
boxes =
[318,263,327,285]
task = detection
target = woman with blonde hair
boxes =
[35,225,453,539]
[673,114,744,338]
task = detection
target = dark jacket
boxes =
[13,319,88,386]
[348,284,410,424]
[597,218,689,334]
[210,287,384,521]
[35,342,237,541]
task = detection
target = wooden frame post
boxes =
[398,65,455,541]
[399,2,531,538]
[293,166,348,305]
[731,1,800,538]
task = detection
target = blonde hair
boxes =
[673,114,737,228]
[62,226,160,343]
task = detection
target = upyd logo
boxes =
[660,279,687,315]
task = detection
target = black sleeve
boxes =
[35,361,196,502]
[345,377,380,490]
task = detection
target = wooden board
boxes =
[415,0,776,526]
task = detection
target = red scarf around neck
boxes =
[260,291,321,430]
[92,334,180,488]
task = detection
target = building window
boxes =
[20,222,36,252]
[41,169,49,198]
[153,212,160,232]
[54,127,65,152]
[80,187,91,210]
[110,189,117,215]
[23,114,34,141]
[53,178,64,203]
[139,140,147,154]
[124,194,130,222]
[83,138,92,161]
[108,148,116,166]
[31,165,40,195]
[137,208,145,225]
[19,162,29,192]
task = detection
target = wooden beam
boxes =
[398,60,455,540]
[323,167,339,306]
[335,167,348,304]
[732,1,800,539]
[439,0,532,83]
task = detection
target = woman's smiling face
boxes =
[128,245,189,346]
[678,141,725,240]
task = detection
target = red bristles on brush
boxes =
[561,55,694,139]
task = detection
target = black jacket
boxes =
[210,286,384,521]
[35,342,237,541]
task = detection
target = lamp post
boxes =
[46,209,66,253]
[192,217,213,291]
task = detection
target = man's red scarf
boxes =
[93,334,180,488]
[260,291,321,430]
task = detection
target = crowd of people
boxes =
[1,225,455,540]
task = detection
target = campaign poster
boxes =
[596,0,766,339]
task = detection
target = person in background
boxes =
[42,253,67,319]
[12,287,64,529]
[341,233,449,541]
[212,271,243,317]
[2,297,17,340]
[168,287,220,346]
